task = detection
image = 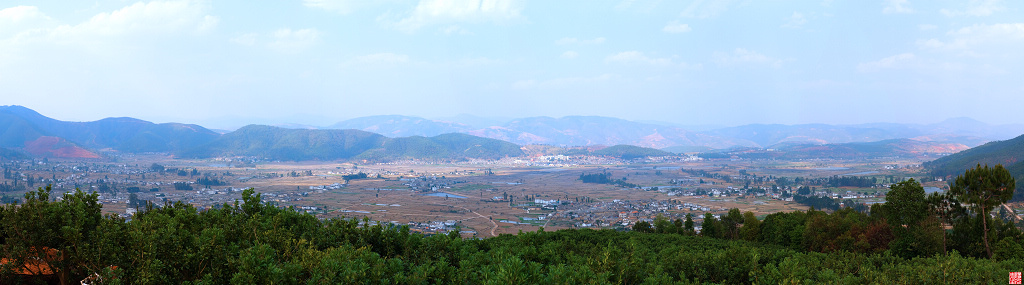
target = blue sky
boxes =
[1,0,1022,129]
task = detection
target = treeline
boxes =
[173,182,192,190]
[579,173,638,188]
[342,172,369,181]
[821,175,877,188]
[2,186,1022,284]
[792,194,842,211]
[196,177,227,187]
[591,145,673,159]
[579,173,613,184]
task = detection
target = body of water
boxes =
[924,187,944,194]
[423,192,468,199]
[844,171,880,176]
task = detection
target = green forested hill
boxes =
[925,133,1024,200]
[925,134,1024,176]
[178,125,389,161]
[427,133,524,159]
[180,125,524,161]
[592,144,674,159]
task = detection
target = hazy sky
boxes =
[2,0,1023,129]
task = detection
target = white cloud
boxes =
[0,6,57,38]
[781,12,806,28]
[555,37,605,45]
[918,24,937,31]
[267,28,320,53]
[442,25,472,35]
[0,0,217,47]
[882,0,913,14]
[303,0,359,14]
[0,6,52,25]
[54,0,217,38]
[712,48,782,67]
[230,33,257,46]
[857,53,915,72]
[391,0,523,32]
[606,51,675,66]
[662,21,691,33]
[680,0,734,19]
[917,23,1024,56]
[941,0,1004,17]
[354,53,410,64]
[561,51,578,59]
[857,53,966,73]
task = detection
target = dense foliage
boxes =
[342,172,369,181]
[579,173,639,188]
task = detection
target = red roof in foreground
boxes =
[0,247,60,275]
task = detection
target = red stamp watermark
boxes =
[1011,272,1021,284]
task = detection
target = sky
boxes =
[1,0,1023,130]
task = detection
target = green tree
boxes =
[632,221,653,233]
[0,186,108,284]
[740,211,761,241]
[884,179,932,257]
[653,215,673,234]
[926,191,966,254]
[683,214,695,236]
[885,179,928,227]
[722,208,743,240]
[949,164,1016,258]
[701,213,723,239]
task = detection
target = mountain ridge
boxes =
[177,125,524,161]
[2,106,1020,162]
[924,134,1024,201]
[327,114,1018,150]
[0,105,220,154]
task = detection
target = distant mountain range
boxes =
[0,106,522,161]
[1,105,1020,161]
[924,134,1024,201]
[0,105,218,157]
[327,115,472,138]
[706,139,969,160]
[176,125,523,161]
[328,114,1024,150]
